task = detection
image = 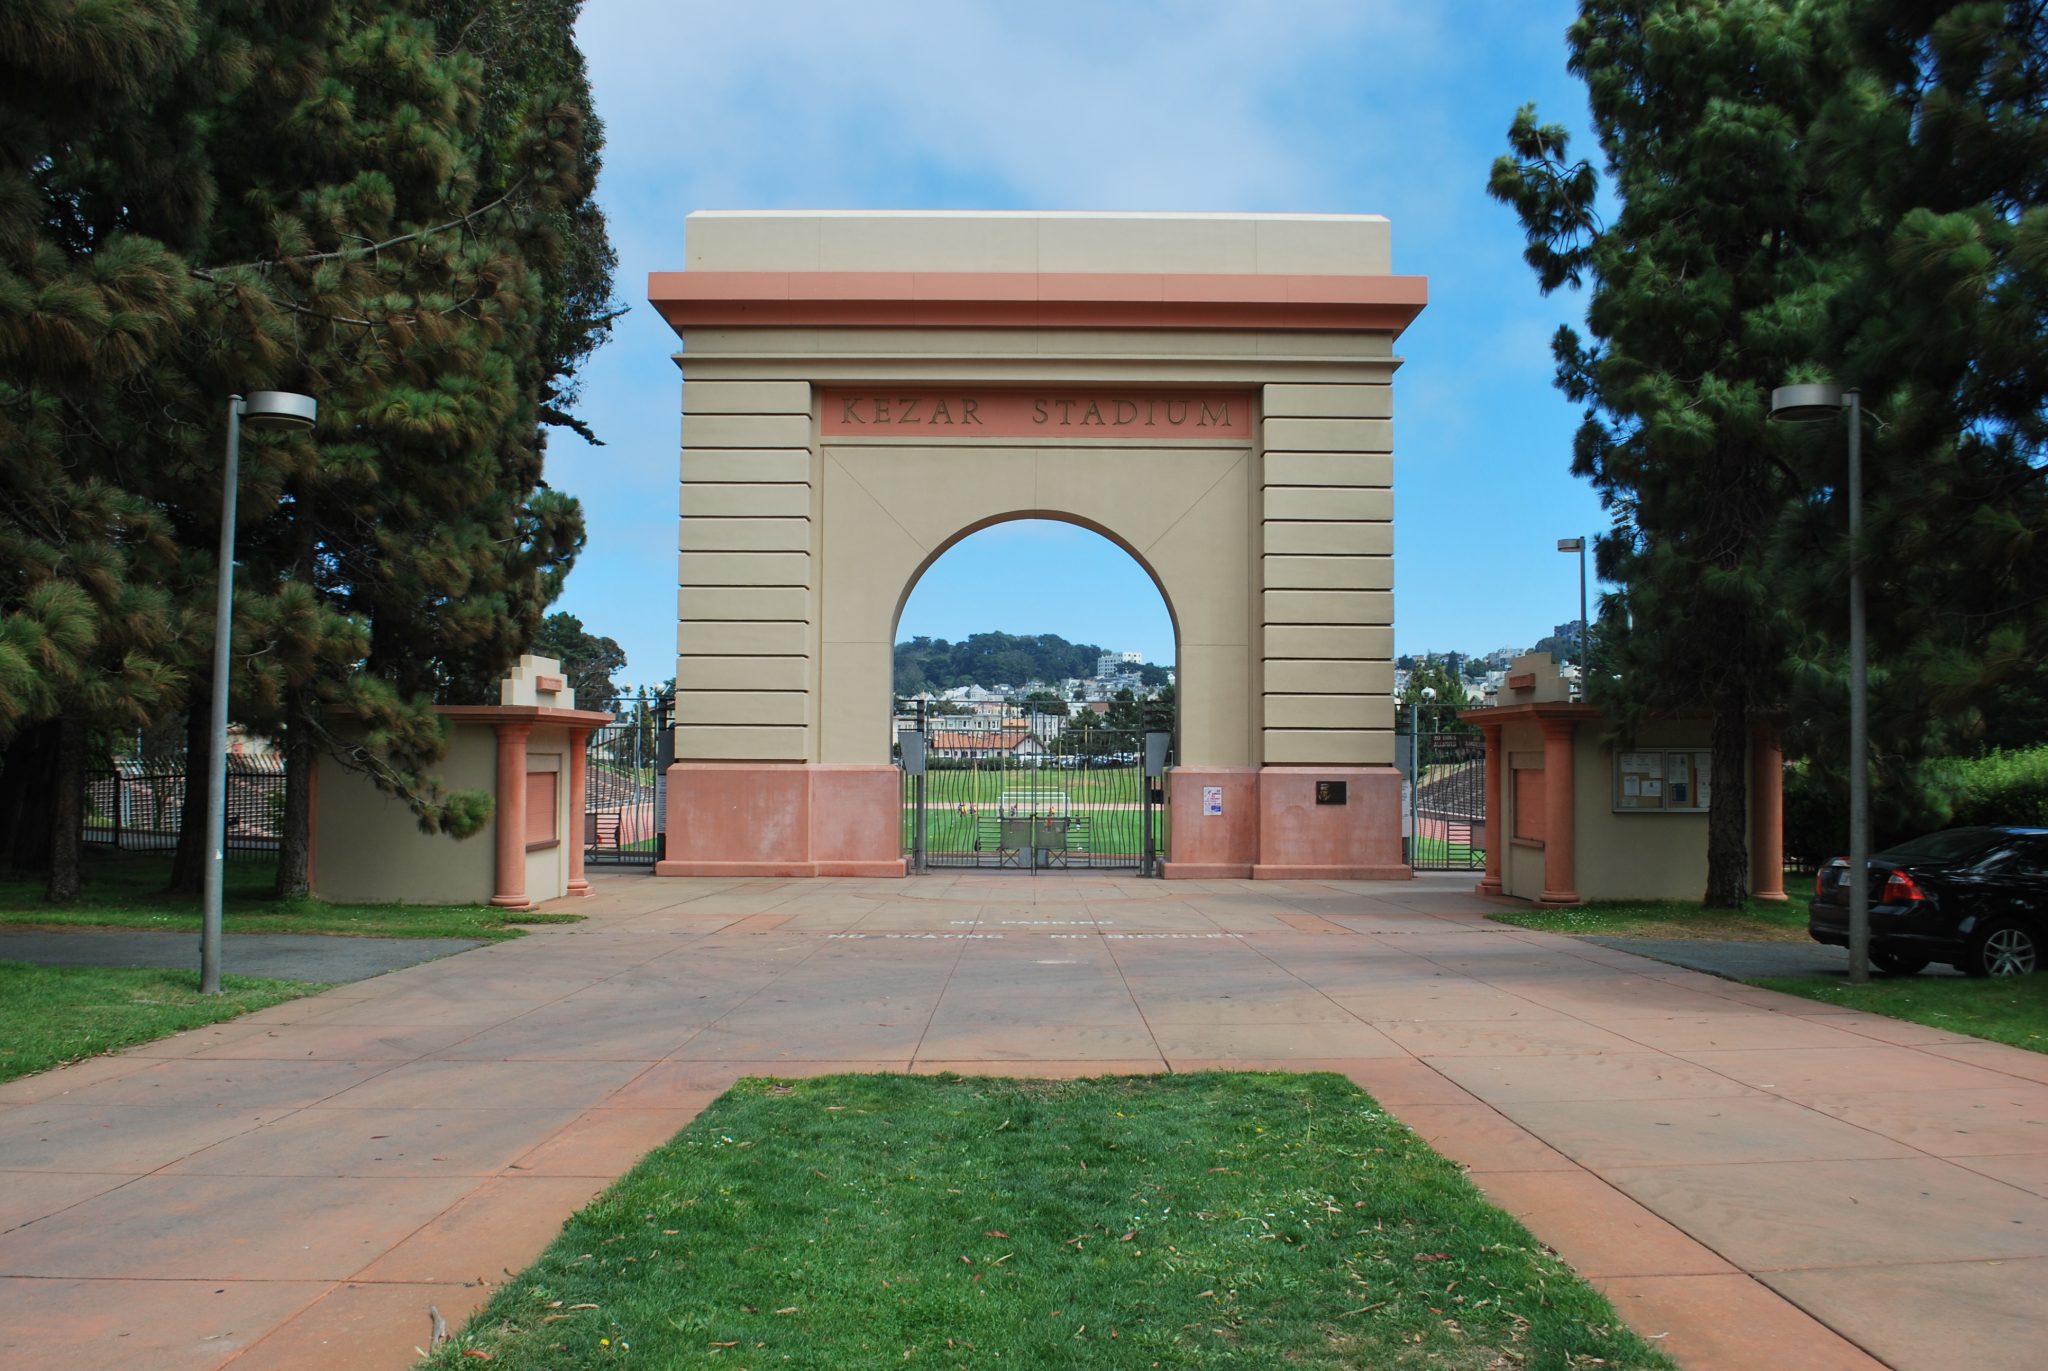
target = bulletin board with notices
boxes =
[1614,749,1712,813]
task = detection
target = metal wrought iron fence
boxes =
[83,752,285,859]
[893,697,1171,873]
[583,692,667,868]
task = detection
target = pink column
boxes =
[491,722,531,909]
[1750,726,1788,902]
[565,726,592,898]
[1538,717,1580,905]
[1477,720,1504,896]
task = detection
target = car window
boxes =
[1881,828,2005,863]
[2006,837,2048,879]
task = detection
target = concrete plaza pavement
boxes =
[2,873,2043,1371]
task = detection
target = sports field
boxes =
[903,764,1155,864]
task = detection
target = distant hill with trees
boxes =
[895,633,1169,694]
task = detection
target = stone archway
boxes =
[649,211,1426,880]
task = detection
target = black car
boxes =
[1811,826,2048,976]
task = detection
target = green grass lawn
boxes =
[424,1072,1673,1370]
[0,961,314,1083]
[908,808,1149,859]
[1489,895,1815,942]
[0,850,581,940]
[1751,973,2048,1054]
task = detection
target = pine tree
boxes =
[3,2,615,901]
[1490,0,1861,905]
[0,0,204,896]
[1772,0,2048,803]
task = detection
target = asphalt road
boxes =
[1588,935,1966,980]
[0,929,485,983]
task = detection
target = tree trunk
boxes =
[275,685,312,900]
[167,696,210,896]
[1,722,59,875]
[1704,691,1752,908]
[46,716,86,902]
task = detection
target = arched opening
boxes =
[891,517,1176,872]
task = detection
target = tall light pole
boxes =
[202,391,318,994]
[1770,382,1868,985]
[1557,536,1588,688]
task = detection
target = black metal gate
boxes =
[895,700,1169,874]
[1407,716,1486,873]
[584,691,667,869]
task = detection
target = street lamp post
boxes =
[1557,536,1588,688]
[1770,382,1868,985]
[202,391,318,994]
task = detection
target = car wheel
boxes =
[1962,919,2040,978]
[1868,949,1930,976]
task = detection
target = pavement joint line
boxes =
[902,915,979,1069]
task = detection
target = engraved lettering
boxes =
[1146,400,1158,426]
[1166,400,1189,425]
[1055,400,1074,425]
[840,398,864,424]
[930,399,953,424]
[1080,400,1105,426]
[963,398,982,424]
[1199,400,1230,427]
[874,398,890,423]
[1033,399,1048,424]
[900,397,922,424]
[1114,400,1138,425]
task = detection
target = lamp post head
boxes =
[238,390,318,430]
[1557,536,1584,553]
[1769,383,1845,423]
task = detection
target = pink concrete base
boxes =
[656,860,816,877]
[1160,861,1254,880]
[1162,766,1408,880]
[1253,863,1414,880]
[1255,765,1409,881]
[1166,767,1259,872]
[657,762,907,879]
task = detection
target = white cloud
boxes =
[578,1,1448,213]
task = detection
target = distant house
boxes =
[928,729,1047,760]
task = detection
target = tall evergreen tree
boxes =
[1,1,616,900]
[534,611,627,706]
[0,0,204,897]
[1490,0,1859,905]
[1772,0,2048,802]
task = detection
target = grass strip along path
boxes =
[0,850,579,940]
[1489,897,1814,943]
[426,1073,1672,1370]
[0,961,313,1083]
[1755,972,2048,1054]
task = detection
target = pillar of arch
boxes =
[650,211,1426,879]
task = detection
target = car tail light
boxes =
[1880,869,1927,905]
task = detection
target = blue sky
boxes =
[555,1,1605,686]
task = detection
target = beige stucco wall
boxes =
[312,720,581,906]
[683,209,1392,276]
[312,723,497,905]
[672,212,1405,771]
[1494,716,1746,904]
